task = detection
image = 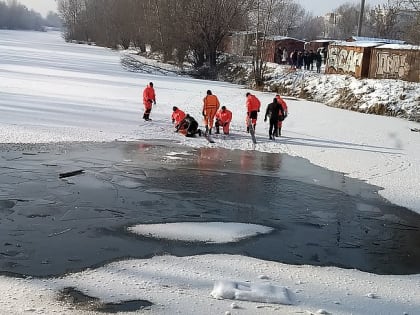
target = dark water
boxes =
[1,141,420,277]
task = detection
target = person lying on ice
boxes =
[215,106,232,135]
[176,114,202,137]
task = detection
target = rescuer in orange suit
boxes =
[202,90,220,135]
[215,106,232,135]
[171,106,186,129]
[142,82,156,121]
[245,92,261,132]
[275,94,288,136]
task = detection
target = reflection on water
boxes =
[0,141,419,277]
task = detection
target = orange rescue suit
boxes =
[202,94,220,129]
[246,94,261,126]
[215,108,232,134]
[275,95,288,128]
[143,84,156,110]
[172,108,186,127]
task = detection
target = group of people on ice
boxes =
[142,82,288,140]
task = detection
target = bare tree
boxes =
[335,3,360,39]
[57,0,86,40]
[45,11,62,28]
[398,0,420,43]
[185,0,253,69]
[270,0,305,36]
[289,14,324,40]
[249,0,277,88]
[367,1,402,39]
[0,0,44,30]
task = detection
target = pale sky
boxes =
[17,0,57,17]
[17,0,388,18]
[298,0,389,15]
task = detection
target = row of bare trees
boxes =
[57,0,314,84]
[0,0,61,30]
[56,0,418,85]
[324,0,419,44]
[58,0,253,67]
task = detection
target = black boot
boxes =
[208,128,212,135]
[253,124,256,131]
[216,127,220,134]
[205,125,209,135]
[246,126,250,133]
[278,127,282,136]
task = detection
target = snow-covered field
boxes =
[1,30,420,314]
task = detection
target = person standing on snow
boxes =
[245,92,261,133]
[275,94,288,136]
[315,51,323,73]
[171,106,186,130]
[264,97,284,140]
[215,106,232,135]
[142,82,156,121]
[202,90,220,135]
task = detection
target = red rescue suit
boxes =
[245,94,261,127]
[215,107,232,134]
[172,108,186,128]
[142,83,156,121]
[275,95,288,130]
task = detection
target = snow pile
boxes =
[121,51,192,76]
[128,222,273,243]
[211,280,292,305]
[1,254,420,315]
[266,65,420,121]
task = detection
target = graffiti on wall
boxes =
[375,52,410,78]
[327,47,363,74]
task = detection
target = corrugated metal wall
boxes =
[369,48,420,82]
[326,45,373,78]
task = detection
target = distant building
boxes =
[220,32,305,65]
[369,44,420,82]
[326,41,381,78]
[263,36,305,64]
[326,40,420,82]
[221,31,260,57]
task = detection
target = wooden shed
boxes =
[221,31,258,57]
[369,44,420,82]
[263,36,305,64]
[326,41,381,78]
[305,39,335,52]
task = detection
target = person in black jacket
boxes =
[264,98,285,140]
[176,114,202,137]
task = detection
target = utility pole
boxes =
[357,0,366,36]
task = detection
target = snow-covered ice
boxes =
[1,30,420,314]
[128,222,273,243]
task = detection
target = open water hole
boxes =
[0,141,419,277]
